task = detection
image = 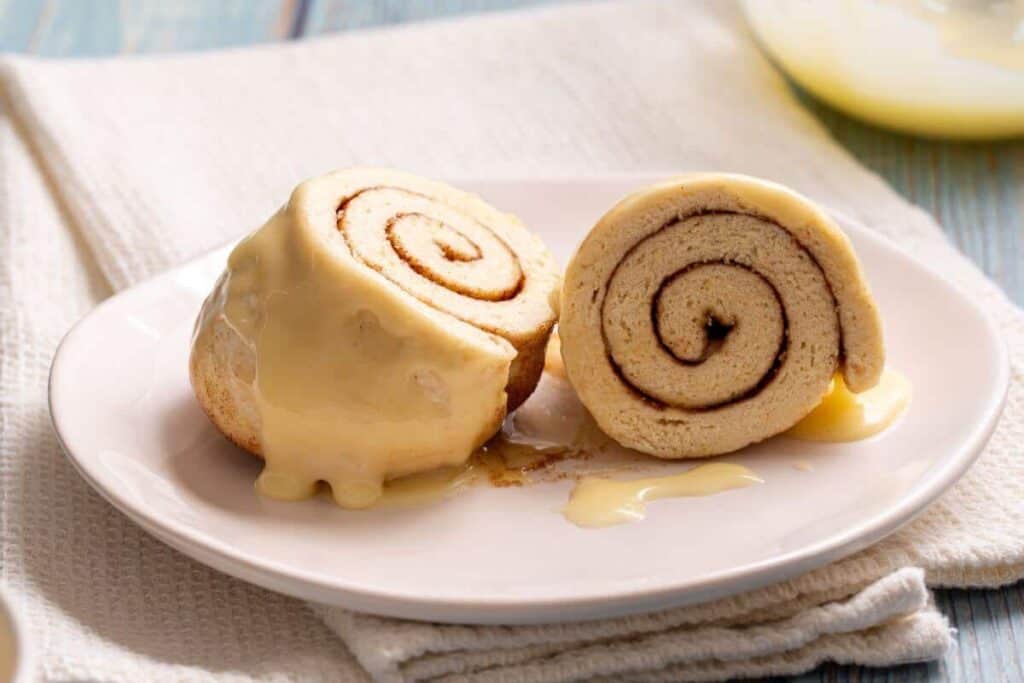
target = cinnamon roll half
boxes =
[559,173,884,458]
[190,168,560,507]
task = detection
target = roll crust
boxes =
[191,169,560,477]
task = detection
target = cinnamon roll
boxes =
[559,173,884,458]
[190,168,560,507]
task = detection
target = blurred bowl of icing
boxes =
[0,586,33,683]
[742,0,1024,139]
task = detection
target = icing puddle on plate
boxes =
[369,428,573,509]
[563,463,764,528]
[558,368,909,528]
[363,352,910,529]
[785,369,911,442]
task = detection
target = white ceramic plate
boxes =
[49,175,1009,624]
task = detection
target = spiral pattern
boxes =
[561,174,884,458]
[338,187,525,312]
[603,211,833,411]
[192,169,562,508]
[328,172,561,411]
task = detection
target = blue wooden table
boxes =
[2,1,1022,681]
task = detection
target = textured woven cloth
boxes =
[1,1,1021,681]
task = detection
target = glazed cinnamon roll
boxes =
[559,173,884,458]
[190,168,560,507]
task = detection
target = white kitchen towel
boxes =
[315,568,951,683]
[1,0,1021,681]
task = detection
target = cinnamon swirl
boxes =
[559,173,884,458]
[190,168,560,507]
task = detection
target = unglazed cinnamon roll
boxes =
[190,168,560,508]
[559,173,884,458]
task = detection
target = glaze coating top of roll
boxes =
[559,173,885,458]
[190,168,560,507]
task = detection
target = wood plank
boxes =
[302,0,559,33]
[0,0,296,56]
[977,585,1024,681]
[0,0,45,52]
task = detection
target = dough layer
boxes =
[559,173,884,458]
[190,168,561,506]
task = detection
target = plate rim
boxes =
[48,175,1012,623]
